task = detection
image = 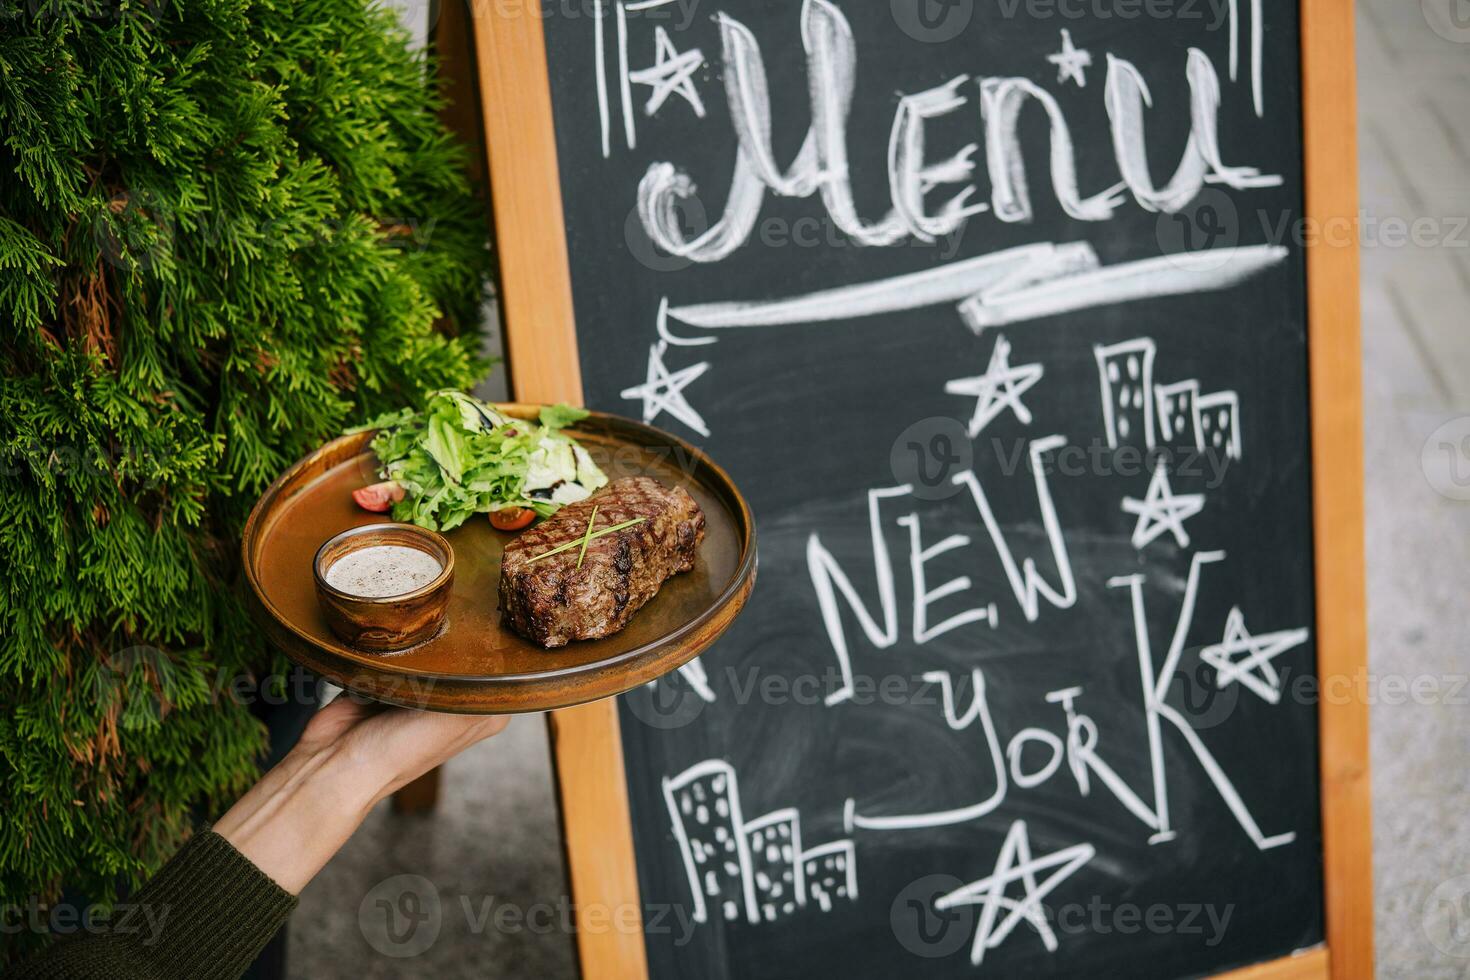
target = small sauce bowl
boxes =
[313,524,454,652]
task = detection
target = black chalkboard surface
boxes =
[541,1,1323,975]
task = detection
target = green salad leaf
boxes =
[539,403,590,430]
[358,392,608,531]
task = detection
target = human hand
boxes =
[297,695,510,805]
[215,695,509,893]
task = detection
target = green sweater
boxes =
[10,831,297,980]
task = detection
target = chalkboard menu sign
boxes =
[467,0,1371,976]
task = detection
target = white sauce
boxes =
[325,545,442,598]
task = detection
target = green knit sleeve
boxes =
[10,830,298,980]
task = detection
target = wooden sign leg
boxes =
[460,4,650,977]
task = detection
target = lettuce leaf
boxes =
[361,392,605,531]
[539,403,590,430]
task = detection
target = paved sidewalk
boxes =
[288,714,576,978]
[1357,1,1470,976]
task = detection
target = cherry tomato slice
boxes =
[351,481,404,513]
[489,507,536,531]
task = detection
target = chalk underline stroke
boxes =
[663,243,1288,332]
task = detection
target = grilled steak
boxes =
[499,477,705,648]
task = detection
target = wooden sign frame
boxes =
[457,0,1372,975]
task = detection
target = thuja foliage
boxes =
[0,0,491,953]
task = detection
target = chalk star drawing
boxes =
[1046,29,1092,88]
[621,340,711,436]
[628,26,706,118]
[944,334,1044,438]
[934,820,1095,969]
[1121,465,1204,550]
[1201,607,1309,705]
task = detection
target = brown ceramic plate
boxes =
[241,405,756,713]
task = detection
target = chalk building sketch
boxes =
[1157,383,1243,460]
[663,760,857,925]
[1154,379,1201,446]
[801,840,858,914]
[742,809,802,921]
[1096,346,1245,460]
[1196,390,1243,460]
[1094,339,1157,449]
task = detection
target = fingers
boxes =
[431,711,511,752]
[320,692,376,721]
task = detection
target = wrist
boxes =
[214,740,381,894]
[307,742,391,820]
